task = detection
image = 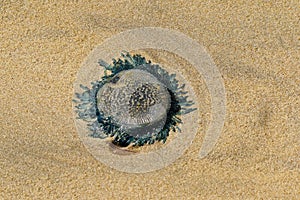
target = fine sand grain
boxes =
[1,1,299,199]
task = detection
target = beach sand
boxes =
[1,1,299,199]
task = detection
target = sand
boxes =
[1,0,299,199]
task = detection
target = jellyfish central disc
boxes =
[128,83,158,115]
[97,69,171,137]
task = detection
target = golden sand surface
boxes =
[1,1,299,199]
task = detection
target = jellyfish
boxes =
[73,52,196,148]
